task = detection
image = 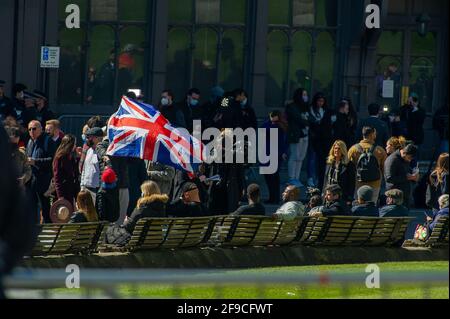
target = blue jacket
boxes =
[379,204,409,218]
[260,120,288,165]
[351,202,379,217]
[429,207,449,232]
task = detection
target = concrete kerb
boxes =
[19,246,449,269]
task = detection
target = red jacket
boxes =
[53,154,80,202]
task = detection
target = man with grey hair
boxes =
[379,189,409,217]
[427,194,449,232]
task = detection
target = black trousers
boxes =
[37,192,51,224]
[264,171,280,204]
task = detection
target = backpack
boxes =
[355,144,380,183]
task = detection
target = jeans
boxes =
[288,137,309,181]
[264,170,280,203]
[117,188,130,225]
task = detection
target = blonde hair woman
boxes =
[323,140,356,204]
[123,181,169,234]
[386,136,407,155]
[69,190,99,223]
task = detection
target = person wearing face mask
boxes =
[158,89,186,128]
[400,93,426,154]
[80,127,104,203]
[233,88,257,130]
[175,88,201,133]
[286,88,310,187]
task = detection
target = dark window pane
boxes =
[292,0,314,26]
[388,0,406,14]
[375,56,402,109]
[312,31,334,100]
[169,0,194,23]
[376,31,403,56]
[196,0,220,24]
[289,31,312,98]
[118,0,147,21]
[167,28,191,101]
[413,0,444,15]
[268,0,290,25]
[219,29,244,90]
[118,27,146,97]
[88,25,115,105]
[222,0,246,24]
[315,0,337,26]
[411,32,437,57]
[193,28,218,99]
[266,30,288,107]
[91,0,118,21]
[59,0,87,21]
[58,28,85,104]
[409,57,435,113]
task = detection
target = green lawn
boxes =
[17,261,448,299]
[117,261,449,299]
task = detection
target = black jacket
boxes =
[69,212,88,223]
[167,199,209,218]
[26,133,56,193]
[432,106,449,140]
[240,105,258,131]
[159,103,186,128]
[384,150,411,205]
[309,108,333,152]
[333,112,357,148]
[426,172,449,211]
[0,96,15,120]
[230,203,266,216]
[96,186,120,223]
[323,161,356,203]
[0,125,36,282]
[321,200,349,217]
[285,102,309,143]
[96,139,130,189]
[123,194,168,233]
[379,205,409,218]
[357,116,389,148]
[401,105,426,145]
[351,202,379,217]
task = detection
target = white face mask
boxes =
[161,97,169,106]
[302,95,309,103]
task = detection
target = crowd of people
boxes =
[0,78,449,244]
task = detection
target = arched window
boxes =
[167,0,247,102]
[312,31,335,100]
[266,31,289,108]
[289,31,312,98]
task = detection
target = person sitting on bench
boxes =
[230,184,266,216]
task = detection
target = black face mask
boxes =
[86,139,95,147]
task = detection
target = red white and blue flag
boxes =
[106,96,204,178]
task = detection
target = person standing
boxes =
[147,161,176,196]
[33,90,56,128]
[158,89,186,128]
[45,119,65,149]
[333,98,358,148]
[286,88,310,187]
[80,127,103,202]
[261,110,288,204]
[26,120,56,223]
[323,140,356,205]
[234,88,257,130]
[426,153,449,211]
[0,80,15,121]
[0,123,36,299]
[432,105,449,153]
[384,144,419,208]
[348,126,388,204]
[401,93,426,154]
[307,92,334,190]
[175,88,201,132]
[356,103,390,148]
[52,134,80,206]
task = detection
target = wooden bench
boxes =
[300,216,413,247]
[420,216,449,247]
[209,215,306,247]
[29,222,106,256]
[124,217,217,251]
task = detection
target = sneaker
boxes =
[307,178,316,187]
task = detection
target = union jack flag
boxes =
[106,96,204,178]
